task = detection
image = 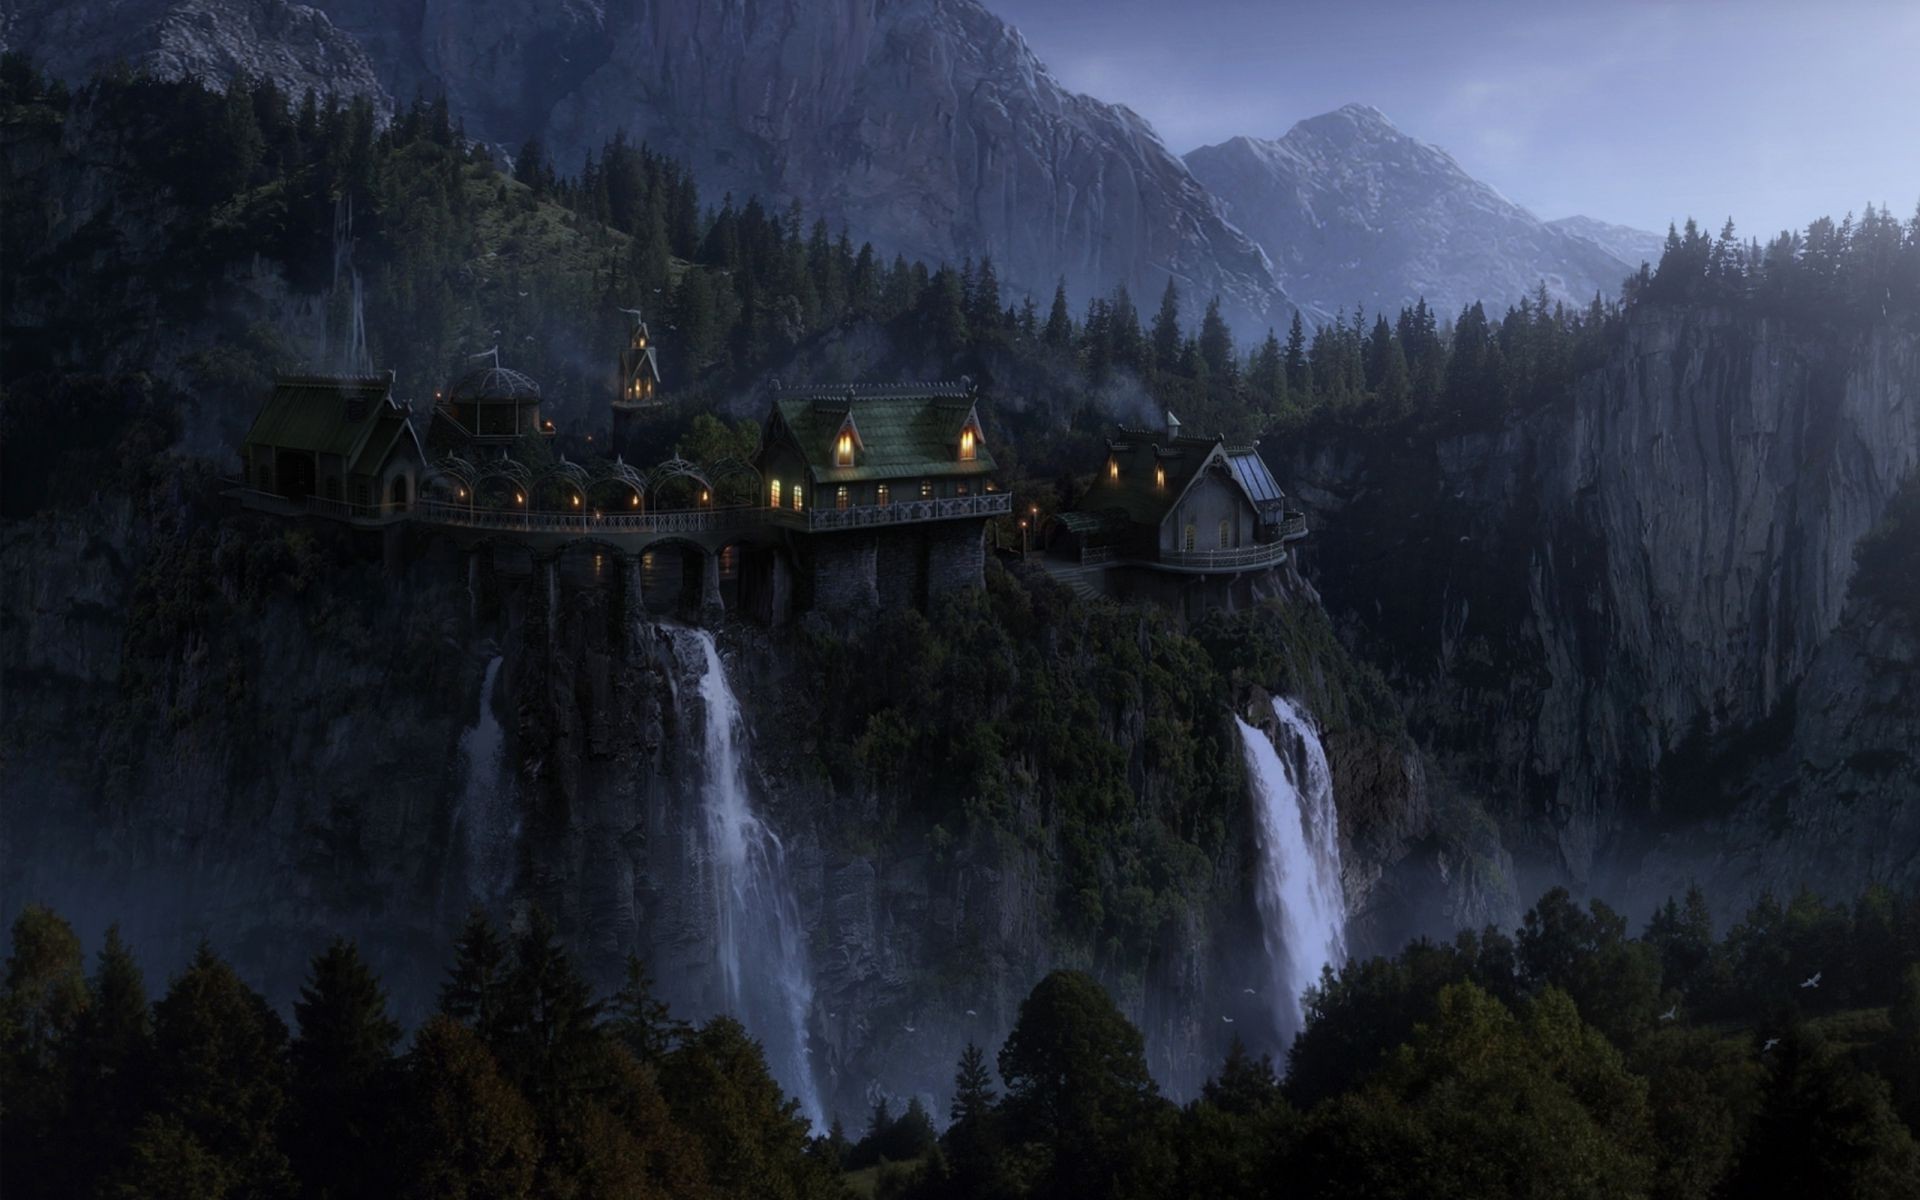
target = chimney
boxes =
[1165,410,1182,441]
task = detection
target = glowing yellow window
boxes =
[836,433,854,466]
[877,484,891,506]
[1219,519,1231,548]
[1108,458,1119,482]
[792,484,804,511]
[960,427,977,461]
[836,485,849,510]
[1155,463,1166,489]
[920,479,933,499]
[770,479,781,507]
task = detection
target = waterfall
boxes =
[450,657,516,905]
[1235,696,1347,1045]
[669,627,825,1128]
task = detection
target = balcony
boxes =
[769,491,1013,531]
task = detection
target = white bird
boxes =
[1762,1038,1780,1052]
[518,290,529,297]
[902,1023,916,1034]
[1241,987,1257,996]
[1801,971,1822,989]
[1659,1005,1678,1021]
[964,1009,977,1017]
[1221,1015,1234,1024]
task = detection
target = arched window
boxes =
[836,485,850,510]
[792,484,804,511]
[836,433,854,466]
[1108,458,1119,482]
[1183,523,1197,552]
[877,483,892,506]
[920,479,933,499]
[1218,518,1231,548]
[770,479,781,507]
[1155,463,1166,489]
[960,427,977,461]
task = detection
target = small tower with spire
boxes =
[616,308,663,409]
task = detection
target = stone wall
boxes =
[875,528,929,609]
[925,520,986,596]
[807,532,879,611]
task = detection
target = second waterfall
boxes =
[673,627,825,1128]
[1235,696,1348,1046]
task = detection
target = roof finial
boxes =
[469,345,500,369]
[1165,409,1182,440]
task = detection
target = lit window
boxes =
[771,479,781,507]
[836,485,849,510]
[1108,458,1119,482]
[877,484,891,506]
[960,427,976,461]
[920,479,933,499]
[1219,519,1231,548]
[836,432,854,466]
[957,481,969,496]
[1155,463,1166,489]
[793,484,803,511]
[1184,523,1197,552]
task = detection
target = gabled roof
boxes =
[245,373,422,471]
[764,381,998,483]
[1079,428,1235,528]
[1227,449,1288,509]
[448,365,541,404]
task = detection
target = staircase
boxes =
[1038,558,1108,602]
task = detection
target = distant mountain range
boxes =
[3,0,1660,333]
[1185,105,1649,321]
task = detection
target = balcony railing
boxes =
[770,491,1013,531]
[233,488,412,526]
[1156,539,1294,571]
[412,500,757,534]
[1275,513,1309,540]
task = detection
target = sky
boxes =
[984,0,1920,240]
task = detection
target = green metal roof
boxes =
[244,373,421,472]
[765,382,998,483]
[1077,430,1227,528]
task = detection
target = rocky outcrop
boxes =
[1281,307,1920,916]
[1185,104,1638,318]
[1548,215,1666,271]
[2,0,390,109]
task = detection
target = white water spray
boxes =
[673,627,824,1127]
[1235,696,1347,1044]
[451,656,516,903]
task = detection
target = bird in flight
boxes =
[1801,971,1822,989]
[964,1009,977,1017]
[1659,1005,1678,1021]
[1242,987,1257,996]
[902,1023,916,1034]
[1221,1015,1235,1024]
[1762,1038,1780,1052]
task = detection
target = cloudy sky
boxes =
[985,0,1920,240]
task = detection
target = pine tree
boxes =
[1150,280,1183,372]
[606,952,686,1065]
[2,905,90,1200]
[396,1016,538,1200]
[1283,310,1311,395]
[290,938,401,1199]
[1251,328,1286,411]
[1198,296,1236,381]
[440,909,510,1045]
[1043,281,1074,348]
[952,1042,997,1124]
[68,927,152,1196]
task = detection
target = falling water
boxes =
[670,627,824,1127]
[450,656,516,904]
[1235,696,1347,1044]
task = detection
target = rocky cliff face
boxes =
[1281,307,1920,917]
[11,0,1294,331]
[1185,104,1639,319]
[1,0,389,107]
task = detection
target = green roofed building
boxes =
[241,372,425,518]
[755,380,1011,609]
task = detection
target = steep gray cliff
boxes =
[1,0,389,107]
[1185,104,1638,318]
[1281,307,1920,917]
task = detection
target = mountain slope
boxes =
[1,0,389,107]
[1548,214,1666,270]
[1185,104,1635,319]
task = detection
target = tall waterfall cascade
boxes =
[1235,696,1348,1045]
[451,656,516,906]
[671,627,826,1128]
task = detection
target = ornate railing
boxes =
[232,488,411,525]
[412,500,757,534]
[1275,513,1309,540]
[1156,539,1293,571]
[772,491,1012,531]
